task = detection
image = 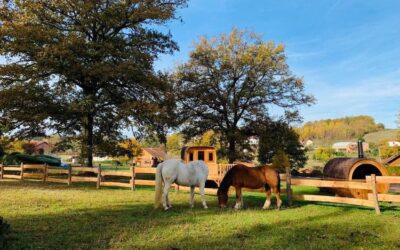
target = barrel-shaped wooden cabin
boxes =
[323,157,389,199]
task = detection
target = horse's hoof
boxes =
[203,206,208,209]
[164,207,169,211]
[262,207,270,210]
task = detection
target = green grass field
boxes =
[1,180,400,250]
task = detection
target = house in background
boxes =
[332,142,369,153]
[382,155,400,167]
[301,139,314,147]
[134,148,166,167]
[28,140,54,155]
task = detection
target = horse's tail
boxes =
[277,171,281,193]
[154,163,163,209]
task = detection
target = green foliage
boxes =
[272,150,290,172]
[313,147,335,162]
[387,166,400,176]
[166,133,184,157]
[297,116,384,141]
[175,28,314,162]
[0,145,4,160]
[0,0,186,166]
[380,146,400,159]
[258,120,307,169]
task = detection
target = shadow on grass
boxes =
[2,181,400,249]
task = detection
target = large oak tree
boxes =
[175,29,314,163]
[0,0,186,166]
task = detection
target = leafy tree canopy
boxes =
[0,0,186,166]
[175,28,314,162]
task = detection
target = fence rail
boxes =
[1,164,399,214]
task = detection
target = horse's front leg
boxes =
[199,182,208,209]
[163,181,172,210]
[234,186,243,210]
[189,186,195,208]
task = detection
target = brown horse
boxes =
[217,164,282,209]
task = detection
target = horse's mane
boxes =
[219,164,246,192]
[219,166,235,193]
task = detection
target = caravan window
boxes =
[209,152,214,162]
[198,151,205,161]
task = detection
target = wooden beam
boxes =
[366,176,400,184]
[46,177,69,184]
[293,194,376,207]
[291,178,371,190]
[101,171,131,177]
[100,182,131,188]
[134,180,156,186]
[71,176,97,183]
[71,167,98,173]
[22,173,45,179]
[47,169,69,174]
[22,165,46,170]
[3,167,22,171]
[134,167,156,174]
[3,174,22,180]
[369,193,400,203]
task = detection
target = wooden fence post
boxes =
[97,166,101,189]
[68,165,72,186]
[371,174,381,215]
[0,164,3,180]
[20,163,24,180]
[286,166,292,207]
[43,164,48,182]
[130,167,135,190]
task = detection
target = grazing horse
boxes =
[154,159,209,210]
[217,164,282,210]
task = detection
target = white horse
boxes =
[154,159,209,210]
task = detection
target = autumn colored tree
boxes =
[175,29,314,162]
[296,116,384,141]
[0,0,186,166]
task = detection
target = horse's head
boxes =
[217,188,228,208]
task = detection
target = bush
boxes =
[313,147,335,162]
[387,166,400,176]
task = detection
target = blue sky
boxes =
[155,0,400,128]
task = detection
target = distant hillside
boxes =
[296,116,385,141]
[364,129,400,145]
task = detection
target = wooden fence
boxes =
[287,174,400,214]
[0,164,139,190]
[1,164,399,214]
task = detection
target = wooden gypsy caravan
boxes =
[181,146,222,183]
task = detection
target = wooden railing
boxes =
[0,164,136,189]
[2,164,399,214]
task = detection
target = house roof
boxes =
[332,142,355,148]
[143,148,166,159]
[382,155,400,165]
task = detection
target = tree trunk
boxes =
[86,113,94,167]
[81,113,94,167]
[228,138,236,163]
